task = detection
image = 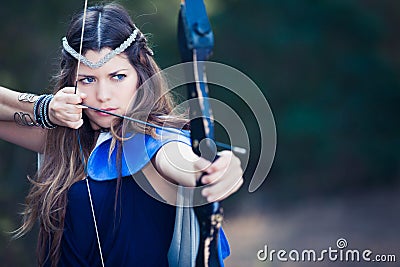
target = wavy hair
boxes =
[14,3,186,266]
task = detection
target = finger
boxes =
[60,86,87,98]
[79,92,87,99]
[66,119,84,129]
[205,176,243,202]
[50,102,82,118]
[216,150,233,157]
[201,169,227,184]
[59,92,84,105]
[201,153,240,184]
[58,87,87,102]
[49,101,83,127]
[65,106,85,116]
[58,112,82,123]
[59,86,77,94]
[66,104,87,114]
[202,175,243,202]
[201,171,229,195]
[203,151,234,174]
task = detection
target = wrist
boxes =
[33,94,57,129]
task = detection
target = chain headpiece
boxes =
[62,27,149,69]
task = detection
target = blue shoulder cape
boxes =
[87,129,191,180]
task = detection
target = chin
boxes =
[89,118,116,130]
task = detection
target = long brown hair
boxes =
[14,3,185,266]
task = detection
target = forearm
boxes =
[0,121,46,153]
[0,86,47,152]
[0,86,38,121]
[153,142,199,187]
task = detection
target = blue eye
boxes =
[79,77,96,84]
[113,74,126,81]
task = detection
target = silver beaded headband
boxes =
[62,28,140,69]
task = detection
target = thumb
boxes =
[74,89,87,99]
[80,92,87,99]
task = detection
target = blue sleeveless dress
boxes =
[59,173,175,266]
[52,131,230,266]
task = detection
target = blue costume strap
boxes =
[87,129,191,181]
[219,228,230,262]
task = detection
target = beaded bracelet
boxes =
[33,94,57,129]
[33,95,47,126]
[42,95,57,129]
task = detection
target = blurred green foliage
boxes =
[0,0,399,265]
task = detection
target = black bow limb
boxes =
[178,1,224,267]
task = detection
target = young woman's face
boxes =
[77,48,139,130]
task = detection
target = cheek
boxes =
[120,87,138,104]
[79,88,90,97]
[83,108,99,120]
[82,109,91,119]
[81,90,97,105]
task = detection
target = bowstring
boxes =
[74,1,106,267]
[74,0,88,94]
[74,0,88,174]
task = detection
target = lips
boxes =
[95,107,118,117]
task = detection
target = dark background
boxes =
[0,0,399,266]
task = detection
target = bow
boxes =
[178,1,224,266]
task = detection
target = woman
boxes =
[0,3,243,267]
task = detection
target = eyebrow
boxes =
[77,68,129,77]
[108,69,129,76]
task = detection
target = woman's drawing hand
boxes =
[49,87,87,129]
[195,150,244,202]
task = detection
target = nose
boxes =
[96,81,111,103]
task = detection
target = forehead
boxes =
[79,48,134,74]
